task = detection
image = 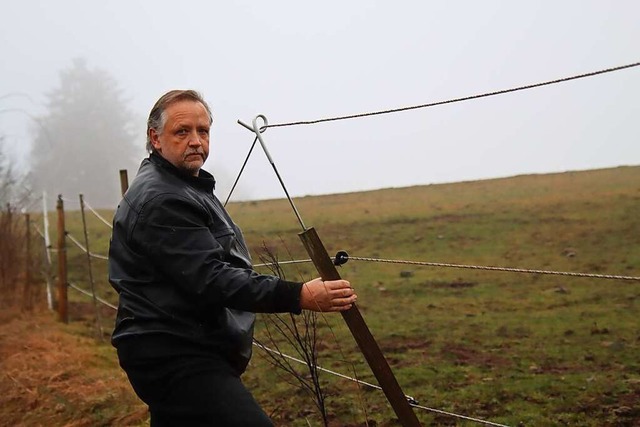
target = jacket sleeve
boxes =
[133,193,302,314]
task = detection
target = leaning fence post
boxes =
[119,169,129,196]
[56,195,68,323]
[79,194,104,340]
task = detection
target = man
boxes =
[109,90,357,426]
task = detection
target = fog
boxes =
[1,1,639,205]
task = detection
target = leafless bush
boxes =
[0,203,25,307]
[255,246,329,426]
[0,142,38,309]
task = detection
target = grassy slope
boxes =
[234,166,640,426]
[21,166,640,426]
[0,308,147,427]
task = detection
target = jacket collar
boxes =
[149,151,216,192]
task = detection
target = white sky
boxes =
[1,0,638,201]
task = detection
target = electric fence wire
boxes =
[266,61,640,128]
[224,135,259,207]
[68,282,117,310]
[254,342,510,427]
[253,259,312,268]
[82,198,113,229]
[349,256,640,281]
[65,231,109,260]
[254,256,640,282]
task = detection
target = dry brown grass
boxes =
[0,306,147,427]
[0,206,25,308]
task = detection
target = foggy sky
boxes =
[1,1,639,203]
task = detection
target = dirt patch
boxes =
[574,386,640,425]
[379,337,431,354]
[431,281,477,289]
[0,306,146,426]
[441,342,512,370]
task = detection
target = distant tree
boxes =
[29,59,143,208]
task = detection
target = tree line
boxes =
[1,58,142,308]
[2,58,143,210]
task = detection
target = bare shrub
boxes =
[255,246,329,426]
[0,140,37,309]
[0,204,25,307]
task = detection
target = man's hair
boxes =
[146,90,213,152]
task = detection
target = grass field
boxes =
[8,165,639,426]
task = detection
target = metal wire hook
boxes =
[251,115,274,164]
[237,115,307,231]
[224,118,269,206]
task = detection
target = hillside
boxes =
[1,165,639,426]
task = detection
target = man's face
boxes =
[149,100,211,176]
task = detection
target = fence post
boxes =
[119,169,129,196]
[56,195,68,323]
[299,227,422,426]
[23,213,32,311]
[43,191,53,310]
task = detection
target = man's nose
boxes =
[188,130,203,146]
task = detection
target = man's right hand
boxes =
[300,278,357,312]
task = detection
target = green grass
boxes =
[48,165,640,426]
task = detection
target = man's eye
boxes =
[176,129,188,135]
[198,129,209,136]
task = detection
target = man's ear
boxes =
[149,128,162,151]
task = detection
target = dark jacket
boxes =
[109,152,302,373]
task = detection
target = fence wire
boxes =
[254,341,510,427]
[267,61,640,128]
[82,199,113,229]
[65,231,109,260]
[68,282,117,311]
[350,256,640,281]
[255,256,640,282]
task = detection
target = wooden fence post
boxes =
[299,227,422,426]
[119,169,129,196]
[56,195,68,323]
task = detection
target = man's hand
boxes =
[300,278,357,312]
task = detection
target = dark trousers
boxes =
[119,352,273,427]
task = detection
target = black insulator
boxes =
[334,250,349,266]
